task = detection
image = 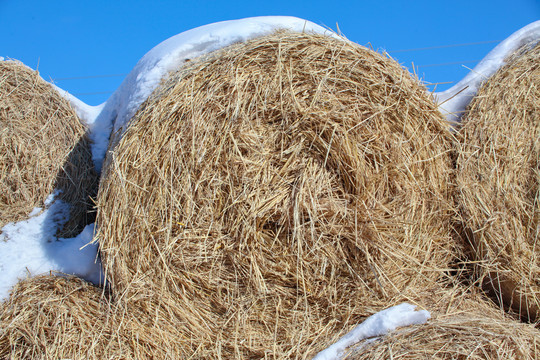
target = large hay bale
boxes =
[344,287,540,359]
[0,275,134,359]
[0,61,98,237]
[97,31,458,357]
[456,43,540,323]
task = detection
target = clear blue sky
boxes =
[1,0,538,105]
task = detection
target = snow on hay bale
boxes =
[96,31,458,357]
[344,287,540,359]
[0,60,98,237]
[455,43,540,324]
[0,275,136,359]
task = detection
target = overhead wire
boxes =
[388,39,501,53]
[72,91,115,96]
[52,73,128,81]
[57,39,501,97]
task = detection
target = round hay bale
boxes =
[0,275,133,359]
[344,288,540,359]
[0,61,98,237]
[455,43,540,324]
[97,31,458,357]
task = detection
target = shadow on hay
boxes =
[46,131,99,239]
[33,131,104,286]
[454,43,540,326]
[457,222,540,325]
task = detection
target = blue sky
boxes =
[1,0,538,105]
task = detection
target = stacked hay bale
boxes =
[344,286,540,359]
[0,61,98,237]
[97,31,458,357]
[455,43,540,324]
[0,275,134,359]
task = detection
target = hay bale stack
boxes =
[0,61,98,237]
[344,287,540,359]
[456,44,540,323]
[0,275,135,359]
[97,31,457,357]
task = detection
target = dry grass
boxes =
[3,278,536,359]
[0,60,98,237]
[345,285,540,359]
[0,274,223,359]
[96,31,458,358]
[0,275,134,359]
[455,43,540,324]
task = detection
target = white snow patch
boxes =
[52,84,105,126]
[0,192,103,301]
[435,20,540,123]
[91,16,337,171]
[312,303,430,360]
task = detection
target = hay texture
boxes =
[0,275,134,359]
[97,31,457,358]
[456,43,540,324]
[0,274,215,359]
[344,287,540,359]
[0,61,98,237]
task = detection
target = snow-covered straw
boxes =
[312,303,430,360]
[89,16,336,171]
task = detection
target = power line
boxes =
[53,73,127,81]
[389,39,501,53]
[423,81,455,85]
[72,91,114,96]
[54,40,502,98]
[416,59,481,68]
[58,58,485,83]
